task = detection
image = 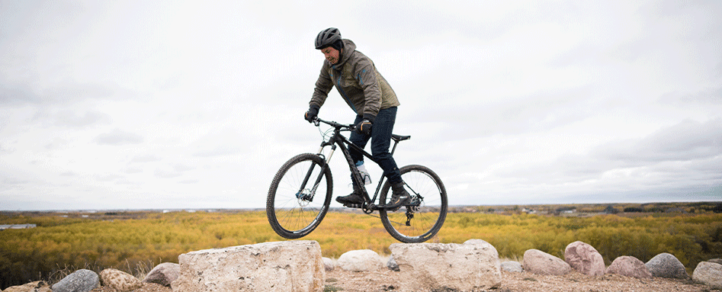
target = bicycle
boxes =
[266,117,447,243]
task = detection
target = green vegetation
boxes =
[0,203,721,289]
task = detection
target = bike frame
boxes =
[303,118,403,213]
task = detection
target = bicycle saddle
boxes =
[391,134,410,142]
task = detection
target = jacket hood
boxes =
[331,39,356,69]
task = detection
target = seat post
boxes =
[390,140,400,155]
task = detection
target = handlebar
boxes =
[313,117,356,131]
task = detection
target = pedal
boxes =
[343,203,363,208]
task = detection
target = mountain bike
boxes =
[266,117,447,243]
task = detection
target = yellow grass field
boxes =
[1,207,721,289]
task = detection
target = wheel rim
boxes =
[272,159,329,234]
[383,169,446,240]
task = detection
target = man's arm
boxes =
[310,62,334,109]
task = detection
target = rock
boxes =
[2,281,50,292]
[337,249,383,272]
[501,261,523,273]
[708,258,722,265]
[645,253,689,279]
[99,268,142,291]
[692,261,722,288]
[51,269,99,292]
[142,262,180,286]
[606,256,652,279]
[389,242,501,291]
[322,257,335,272]
[387,256,400,272]
[565,241,605,276]
[171,240,325,292]
[463,239,499,257]
[522,249,571,276]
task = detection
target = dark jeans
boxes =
[349,107,402,184]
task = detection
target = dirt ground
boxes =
[70,268,720,292]
[323,268,720,292]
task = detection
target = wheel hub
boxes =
[295,189,313,206]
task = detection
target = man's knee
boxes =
[372,151,391,161]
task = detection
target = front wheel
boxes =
[267,153,333,239]
[379,165,448,243]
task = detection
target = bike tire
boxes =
[379,165,447,243]
[267,153,333,239]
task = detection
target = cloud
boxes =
[27,108,112,130]
[130,154,161,163]
[593,119,722,164]
[179,179,199,184]
[94,129,144,145]
[42,110,111,128]
[1,1,721,210]
[0,177,29,189]
[660,86,722,105]
[154,168,182,179]
[0,82,121,107]
[192,147,242,158]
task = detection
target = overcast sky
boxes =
[1,0,721,211]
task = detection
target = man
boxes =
[304,27,410,209]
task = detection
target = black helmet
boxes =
[315,27,342,49]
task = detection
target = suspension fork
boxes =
[297,139,337,200]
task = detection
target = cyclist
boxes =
[304,27,410,209]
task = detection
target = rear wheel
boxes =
[379,165,447,243]
[266,153,333,239]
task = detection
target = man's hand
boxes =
[356,119,372,135]
[305,105,319,123]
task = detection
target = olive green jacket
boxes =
[310,39,399,119]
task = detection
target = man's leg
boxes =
[337,115,370,205]
[370,107,402,183]
[369,107,409,208]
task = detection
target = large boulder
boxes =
[564,241,605,276]
[501,261,523,273]
[523,249,571,276]
[389,242,501,291]
[337,249,383,272]
[463,239,499,258]
[100,268,142,291]
[606,256,652,279]
[143,262,180,287]
[171,240,325,292]
[51,269,99,292]
[692,261,722,289]
[2,281,51,292]
[645,253,689,279]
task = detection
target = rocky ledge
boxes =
[3,239,721,292]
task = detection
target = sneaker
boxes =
[336,192,364,205]
[336,182,364,205]
[385,182,411,209]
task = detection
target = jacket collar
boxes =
[331,39,356,70]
